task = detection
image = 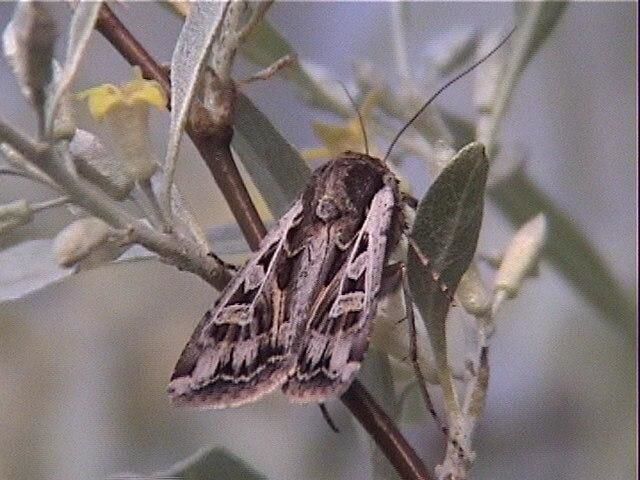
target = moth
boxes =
[168,151,404,407]
[167,26,514,409]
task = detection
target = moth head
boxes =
[316,195,341,221]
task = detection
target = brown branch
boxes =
[342,381,433,480]
[96,4,265,250]
[93,5,431,480]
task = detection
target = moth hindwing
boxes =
[168,152,403,408]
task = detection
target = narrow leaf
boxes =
[158,447,267,480]
[233,93,311,216]
[47,1,102,134]
[407,142,489,415]
[2,2,56,110]
[164,2,229,206]
[0,239,70,302]
[485,2,568,156]
[513,2,569,79]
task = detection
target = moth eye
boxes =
[316,196,340,221]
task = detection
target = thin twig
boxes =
[0,118,232,290]
[31,195,70,212]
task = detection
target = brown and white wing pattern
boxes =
[283,181,399,402]
[168,200,304,408]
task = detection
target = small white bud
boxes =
[0,199,33,234]
[495,213,547,298]
[69,129,134,200]
[456,263,491,316]
[53,217,111,268]
[2,2,56,107]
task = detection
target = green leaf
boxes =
[407,142,489,414]
[409,142,488,291]
[513,2,569,79]
[158,447,267,480]
[489,168,635,333]
[233,93,311,216]
[486,2,568,156]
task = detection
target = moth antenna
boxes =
[383,25,517,162]
[337,81,370,155]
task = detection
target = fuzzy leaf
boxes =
[407,142,488,414]
[46,1,102,134]
[164,2,229,196]
[485,3,567,156]
[513,2,568,79]
[233,93,311,216]
[0,239,70,302]
[2,2,56,110]
[158,447,267,480]
[408,142,488,292]
[240,20,350,116]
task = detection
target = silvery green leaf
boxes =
[69,129,133,200]
[239,16,293,70]
[2,2,56,111]
[46,60,76,140]
[485,3,567,156]
[46,1,102,135]
[409,142,488,293]
[233,94,311,216]
[164,2,229,196]
[0,239,70,302]
[157,447,267,480]
[513,2,568,79]
[0,239,158,304]
[407,142,488,412]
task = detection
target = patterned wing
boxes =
[168,200,303,408]
[283,184,398,402]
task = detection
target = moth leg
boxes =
[399,262,448,436]
[319,403,340,433]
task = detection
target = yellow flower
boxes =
[77,66,166,121]
[76,67,166,182]
[303,88,382,161]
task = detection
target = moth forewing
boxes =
[167,200,304,408]
[283,157,403,402]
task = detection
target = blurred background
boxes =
[0,2,636,480]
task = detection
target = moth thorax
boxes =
[316,195,340,221]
